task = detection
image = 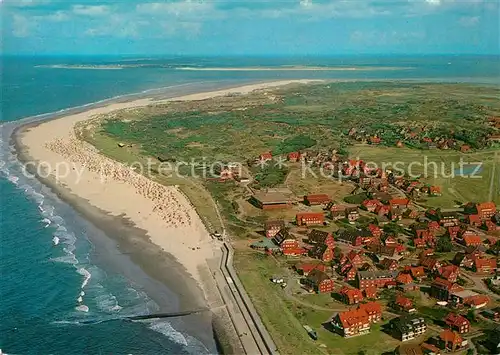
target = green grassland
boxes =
[98,81,500,163]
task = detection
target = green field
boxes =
[97,81,500,163]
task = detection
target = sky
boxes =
[1,0,499,56]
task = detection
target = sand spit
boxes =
[19,79,319,295]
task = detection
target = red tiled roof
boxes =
[396,273,414,284]
[444,313,469,327]
[474,258,497,270]
[395,295,413,308]
[463,235,482,246]
[438,265,459,280]
[411,266,426,278]
[464,295,490,306]
[432,277,453,290]
[296,263,326,274]
[358,301,382,315]
[389,198,410,206]
[477,202,496,213]
[440,329,463,345]
[364,286,377,298]
[338,308,369,328]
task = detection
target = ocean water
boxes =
[0,55,498,354]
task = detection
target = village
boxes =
[218,148,500,355]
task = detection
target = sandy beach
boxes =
[16,79,318,302]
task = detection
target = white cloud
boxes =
[72,5,110,16]
[12,14,32,37]
[350,29,426,45]
[39,10,70,22]
[459,16,480,27]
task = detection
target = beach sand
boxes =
[17,79,318,295]
[15,79,319,352]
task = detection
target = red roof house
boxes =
[438,265,460,283]
[368,224,383,238]
[396,273,414,285]
[288,151,300,162]
[358,301,383,323]
[363,286,378,299]
[295,263,326,276]
[463,235,482,247]
[444,313,470,334]
[440,330,465,351]
[259,152,273,161]
[467,214,482,227]
[473,258,497,274]
[296,212,325,226]
[305,269,334,293]
[394,295,416,313]
[362,200,381,212]
[389,199,410,209]
[304,194,331,206]
[476,202,496,220]
[340,286,364,305]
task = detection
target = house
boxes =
[356,270,397,289]
[437,265,459,283]
[383,235,398,246]
[330,308,370,338]
[337,230,363,246]
[396,273,414,285]
[460,145,471,153]
[366,243,398,258]
[250,238,281,253]
[465,294,490,309]
[368,224,383,238]
[444,313,470,334]
[380,258,398,271]
[295,263,326,276]
[272,229,298,249]
[304,194,330,206]
[466,214,482,227]
[304,269,334,293]
[439,330,467,352]
[394,295,416,313]
[465,202,497,220]
[370,136,381,145]
[430,277,462,301]
[362,199,381,212]
[296,212,325,226]
[476,202,497,220]
[390,315,427,342]
[473,257,497,274]
[420,256,442,272]
[282,247,307,256]
[410,266,426,280]
[389,198,410,210]
[358,301,383,323]
[307,229,335,249]
[430,186,442,196]
[339,286,364,305]
[484,220,497,231]
[463,235,482,247]
[453,252,476,269]
[259,152,273,161]
[343,265,357,281]
[264,220,285,238]
[250,191,291,210]
[447,226,461,240]
[363,286,378,299]
[346,207,360,222]
[288,151,300,162]
[340,250,364,268]
[309,244,334,262]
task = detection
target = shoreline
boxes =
[11,79,317,354]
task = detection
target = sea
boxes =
[0,55,498,354]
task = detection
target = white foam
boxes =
[77,267,92,289]
[7,175,19,185]
[75,305,89,313]
[96,293,123,313]
[77,296,83,303]
[52,236,60,245]
[148,321,189,347]
[51,254,78,265]
[42,218,52,228]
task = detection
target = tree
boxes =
[467,309,477,323]
[436,236,453,252]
